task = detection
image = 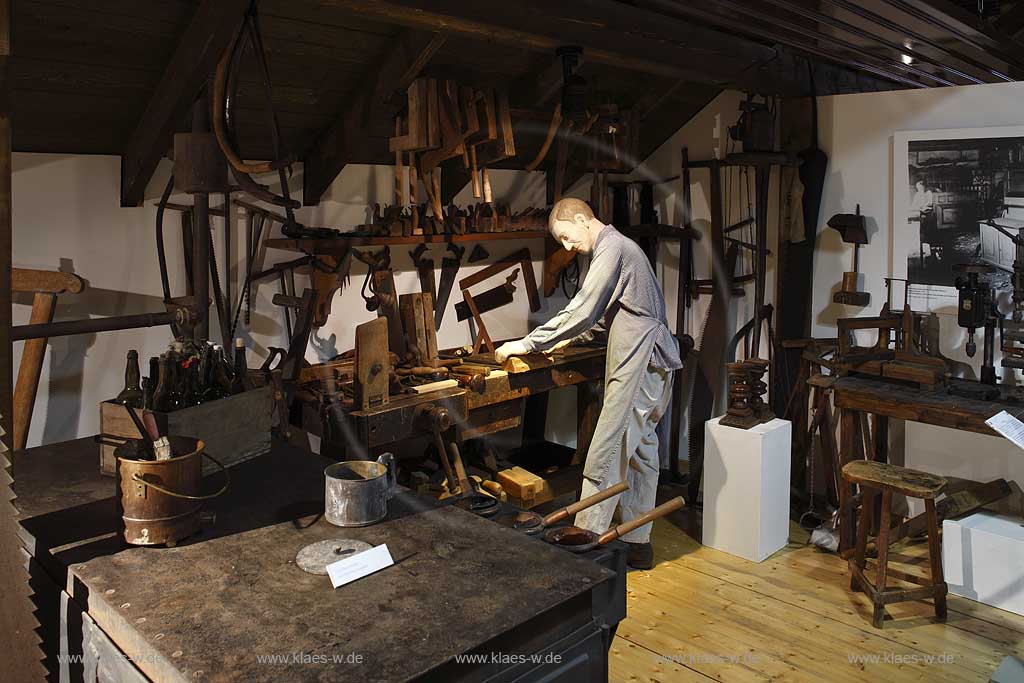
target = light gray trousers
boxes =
[574,365,673,543]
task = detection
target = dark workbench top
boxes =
[14,438,613,683]
[833,375,1024,437]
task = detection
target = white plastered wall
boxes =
[814,80,1024,512]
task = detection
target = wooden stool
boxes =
[842,460,948,628]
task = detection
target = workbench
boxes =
[833,375,1024,551]
[14,437,624,683]
[308,346,606,464]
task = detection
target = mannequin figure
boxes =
[496,198,682,569]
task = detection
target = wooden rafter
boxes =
[119,0,250,207]
[317,0,897,95]
[997,3,1024,37]
[302,30,447,205]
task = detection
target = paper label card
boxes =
[326,543,394,589]
[985,411,1024,451]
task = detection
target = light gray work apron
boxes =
[582,305,672,483]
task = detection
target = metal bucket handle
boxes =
[377,453,397,500]
[130,451,230,501]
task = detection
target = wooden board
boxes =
[399,292,438,366]
[354,317,389,410]
[373,269,406,357]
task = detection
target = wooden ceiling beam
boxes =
[883,0,1024,72]
[317,0,897,94]
[319,0,740,83]
[997,3,1024,37]
[302,30,446,205]
[119,0,250,207]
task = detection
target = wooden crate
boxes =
[99,385,273,476]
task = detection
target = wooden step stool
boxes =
[842,460,948,628]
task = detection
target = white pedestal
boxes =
[943,511,1024,617]
[702,416,792,562]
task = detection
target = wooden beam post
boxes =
[0,0,9,449]
[303,30,447,205]
[119,0,250,207]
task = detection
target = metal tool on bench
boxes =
[295,539,374,576]
[542,497,684,553]
[954,262,999,386]
[410,243,437,301]
[324,453,397,527]
[434,242,465,330]
[495,481,629,535]
[453,493,500,517]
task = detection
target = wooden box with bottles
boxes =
[99,384,273,476]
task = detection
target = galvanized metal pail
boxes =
[324,453,396,527]
[115,437,229,547]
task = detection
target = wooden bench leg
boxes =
[872,489,893,628]
[850,486,874,592]
[925,498,948,620]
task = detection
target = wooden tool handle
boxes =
[482,167,492,203]
[543,481,629,526]
[597,497,684,545]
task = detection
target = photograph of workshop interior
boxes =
[8,0,1024,682]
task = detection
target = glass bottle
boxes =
[116,350,144,408]
[152,357,172,413]
[231,338,248,394]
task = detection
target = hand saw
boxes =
[434,242,465,330]
[454,269,519,321]
[410,243,436,301]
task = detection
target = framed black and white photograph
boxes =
[894,126,1024,312]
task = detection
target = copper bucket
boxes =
[115,437,229,547]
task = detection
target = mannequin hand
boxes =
[495,339,529,364]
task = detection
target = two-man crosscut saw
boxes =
[680,159,736,505]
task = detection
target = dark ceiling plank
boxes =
[881,0,1024,72]
[317,0,898,95]
[119,0,250,207]
[320,0,746,83]
[997,4,1024,37]
[302,30,446,205]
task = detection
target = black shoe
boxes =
[625,542,653,570]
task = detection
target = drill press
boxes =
[953,263,998,385]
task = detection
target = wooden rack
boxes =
[265,231,547,253]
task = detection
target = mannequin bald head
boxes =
[548,198,605,254]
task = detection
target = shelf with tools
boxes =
[264,231,549,253]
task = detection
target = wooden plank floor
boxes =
[609,516,1024,682]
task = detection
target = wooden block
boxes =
[503,354,555,374]
[355,317,390,410]
[497,466,552,509]
[409,379,459,394]
[399,292,438,367]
